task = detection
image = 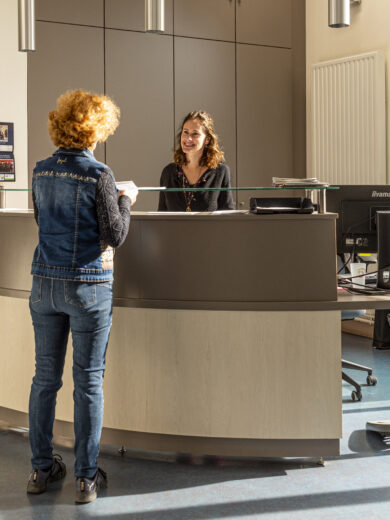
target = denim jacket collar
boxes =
[54,147,94,159]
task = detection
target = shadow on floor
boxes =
[24,485,390,520]
[1,429,306,513]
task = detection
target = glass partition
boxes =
[0,185,339,213]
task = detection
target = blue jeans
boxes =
[29,276,113,478]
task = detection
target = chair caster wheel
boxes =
[367,375,377,386]
[351,390,362,401]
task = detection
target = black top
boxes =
[158,162,235,212]
[33,169,131,248]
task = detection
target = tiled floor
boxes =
[1,332,390,520]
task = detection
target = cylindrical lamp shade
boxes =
[145,0,165,33]
[18,0,35,52]
[328,0,350,28]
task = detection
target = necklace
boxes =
[181,170,201,212]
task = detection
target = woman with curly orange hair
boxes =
[158,111,234,211]
[27,90,137,503]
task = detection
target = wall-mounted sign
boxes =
[0,122,15,182]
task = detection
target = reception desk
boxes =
[0,210,346,457]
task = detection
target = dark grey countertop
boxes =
[0,209,343,310]
[0,209,337,220]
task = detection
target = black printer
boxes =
[249,197,315,214]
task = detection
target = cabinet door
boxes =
[105,0,173,33]
[28,22,105,177]
[236,44,293,206]
[36,0,104,26]
[175,37,236,189]
[174,0,235,41]
[105,30,174,211]
[236,0,292,48]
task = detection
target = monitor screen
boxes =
[327,185,390,254]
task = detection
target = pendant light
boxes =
[329,0,361,28]
[18,0,35,52]
[145,0,165,33]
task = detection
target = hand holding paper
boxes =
[116,180,138,205]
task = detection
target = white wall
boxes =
[306,0,390,183]
[0,0,28,208]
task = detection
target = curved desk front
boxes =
[0,210,351,457]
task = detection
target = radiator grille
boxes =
[312,51,386,184]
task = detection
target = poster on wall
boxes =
[0,122,15,182]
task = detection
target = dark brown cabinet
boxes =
[28,22,105,174]
[174,37,236,186]
[236,0,292,48]
[36,0,104,26]
[29,0,305,210]
[236,44,293,205]
[105,30,174,211]
[174,0,235,41]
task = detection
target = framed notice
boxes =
[0,122,15,181]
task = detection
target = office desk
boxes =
[0,209,377,459]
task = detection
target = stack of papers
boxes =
[115,181,139,192]
[272,177,329,187]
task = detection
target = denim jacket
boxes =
[31,148,115,282]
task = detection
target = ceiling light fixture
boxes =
[329,0,361,28]
[145,0,165,33]
[18,0,35,51]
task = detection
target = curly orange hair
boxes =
[48,90,120,149]
[174,111,225,169]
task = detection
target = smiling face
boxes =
[174,111,225,169]
[180,119,209,157]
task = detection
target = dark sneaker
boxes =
[27,454,66,494]
[75,468,107,503]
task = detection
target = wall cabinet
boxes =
[36,0,104,26]
[236,44,293,206]
[174,0,235,41]
[29,0,304,210]
[105,30,174,211]
[236,0,292,48]
[28,22,105,175]
[174,37,236,186]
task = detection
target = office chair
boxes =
[342,309,377,401]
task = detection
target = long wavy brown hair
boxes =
[174,111,225,169]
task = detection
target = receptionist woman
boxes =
[158,111,234,211]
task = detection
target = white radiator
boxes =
[311,51,386,184]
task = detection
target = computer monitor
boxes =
[327,185,390,254]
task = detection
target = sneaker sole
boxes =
[75,490,98,503]
[75,480,107,503]
[27,483,47,495]
[27,467,66,494]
